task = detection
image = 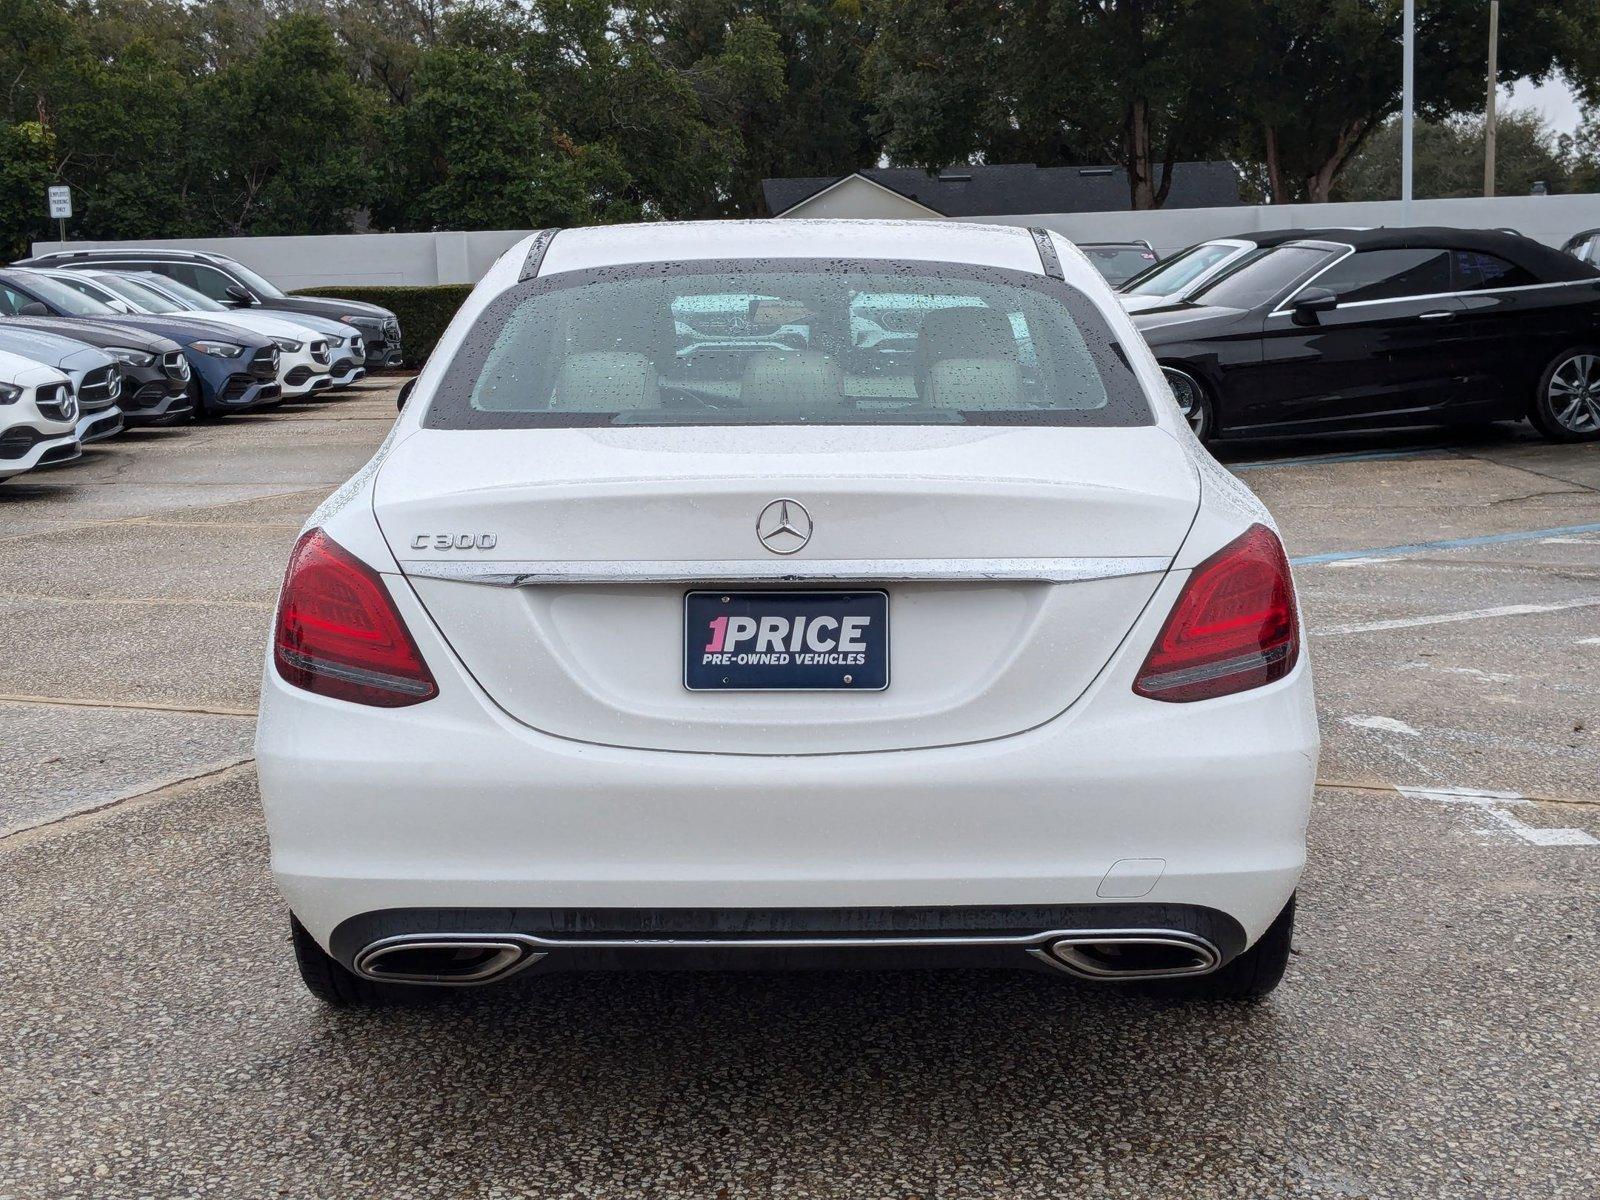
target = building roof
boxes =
[762,162,1242,217]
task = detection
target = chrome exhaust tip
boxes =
[1029,932,1220,980]
[354,936,544,986]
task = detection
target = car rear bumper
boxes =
[258,576,1319,956]
[327,901,1252,982]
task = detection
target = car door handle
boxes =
[1418,310,1456,321]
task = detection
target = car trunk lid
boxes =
[373,424,1197,754]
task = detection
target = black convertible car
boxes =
[1132,227,1600,443]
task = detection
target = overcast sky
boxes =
[1504,74,1584,134]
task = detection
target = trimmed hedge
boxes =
[290,284,471,369]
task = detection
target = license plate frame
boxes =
[683,590,890,692]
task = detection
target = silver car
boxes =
[0,326,122,444]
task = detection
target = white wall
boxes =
[963,193,1600,256]
[32,194,1600,289]
[27,229,534,289]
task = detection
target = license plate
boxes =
[684,591,889,691]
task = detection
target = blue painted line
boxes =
[1232,448,1454,472]
[1291,521,1600,566]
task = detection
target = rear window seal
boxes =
[421,257,1155,432]
[518,229,559,282]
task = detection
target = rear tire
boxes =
[290,913,403,1008]
[1140,895,1295,1002]
[187,378,212,422]
[1161,366,1215,442]
[1530,348,1600,441]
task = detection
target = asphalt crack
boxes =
[0,757,256,845]
[0,694,257,718]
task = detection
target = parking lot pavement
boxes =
[2,389,1597,1198]
[1226,432,1600,802]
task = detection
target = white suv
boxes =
[0,350,81,481]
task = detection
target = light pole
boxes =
[1484,0,1500,197]
[1401,0,1415,224]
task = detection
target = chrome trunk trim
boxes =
[399,556,1169,587]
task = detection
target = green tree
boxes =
[0,122,55,258]
[866,0,1245,210]
[636,1,874,214]
[528,0,784,219]
[1237,0,1587,203]
[310,0,453,103]
[0,0,73,122]
[188,13,378,234]
[1334,108,1570,201]
[376,37,636,229]
[46,39,198,239]
[1566,108,1600,194]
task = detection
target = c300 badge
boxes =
[411,532,498,550]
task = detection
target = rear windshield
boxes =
[1121,242,1240,296]
[424,259,1152,429]
[1081,245,1159,284]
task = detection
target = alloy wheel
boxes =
[1547,354,1600,434]
[1162,368,1208,437]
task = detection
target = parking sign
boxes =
[47,185,71,219]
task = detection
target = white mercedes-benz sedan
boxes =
[257,220,1317,1008]
[0,350,81,481]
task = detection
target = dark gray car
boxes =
[0,312,191,424]
[16,248,402,369]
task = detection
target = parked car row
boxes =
[0,249,403,486]
[1109,226,1600,444]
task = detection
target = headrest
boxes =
[919,306,1016,356]
[740,352,842,408]
[927,358,1023,412]
[913,306,1016,397]
[549,351,658,411]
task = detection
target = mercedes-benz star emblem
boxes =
[756,498,812,555]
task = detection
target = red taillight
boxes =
[273,529,438,707]
[1134,523,1299,703]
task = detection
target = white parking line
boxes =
[1316,597,1600,636]
[1291,520,1600,566]
[1396,663,1519,683]
[1230,448,1453,472]
[1397,786,1599,847]
[1343,715,1421,736]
